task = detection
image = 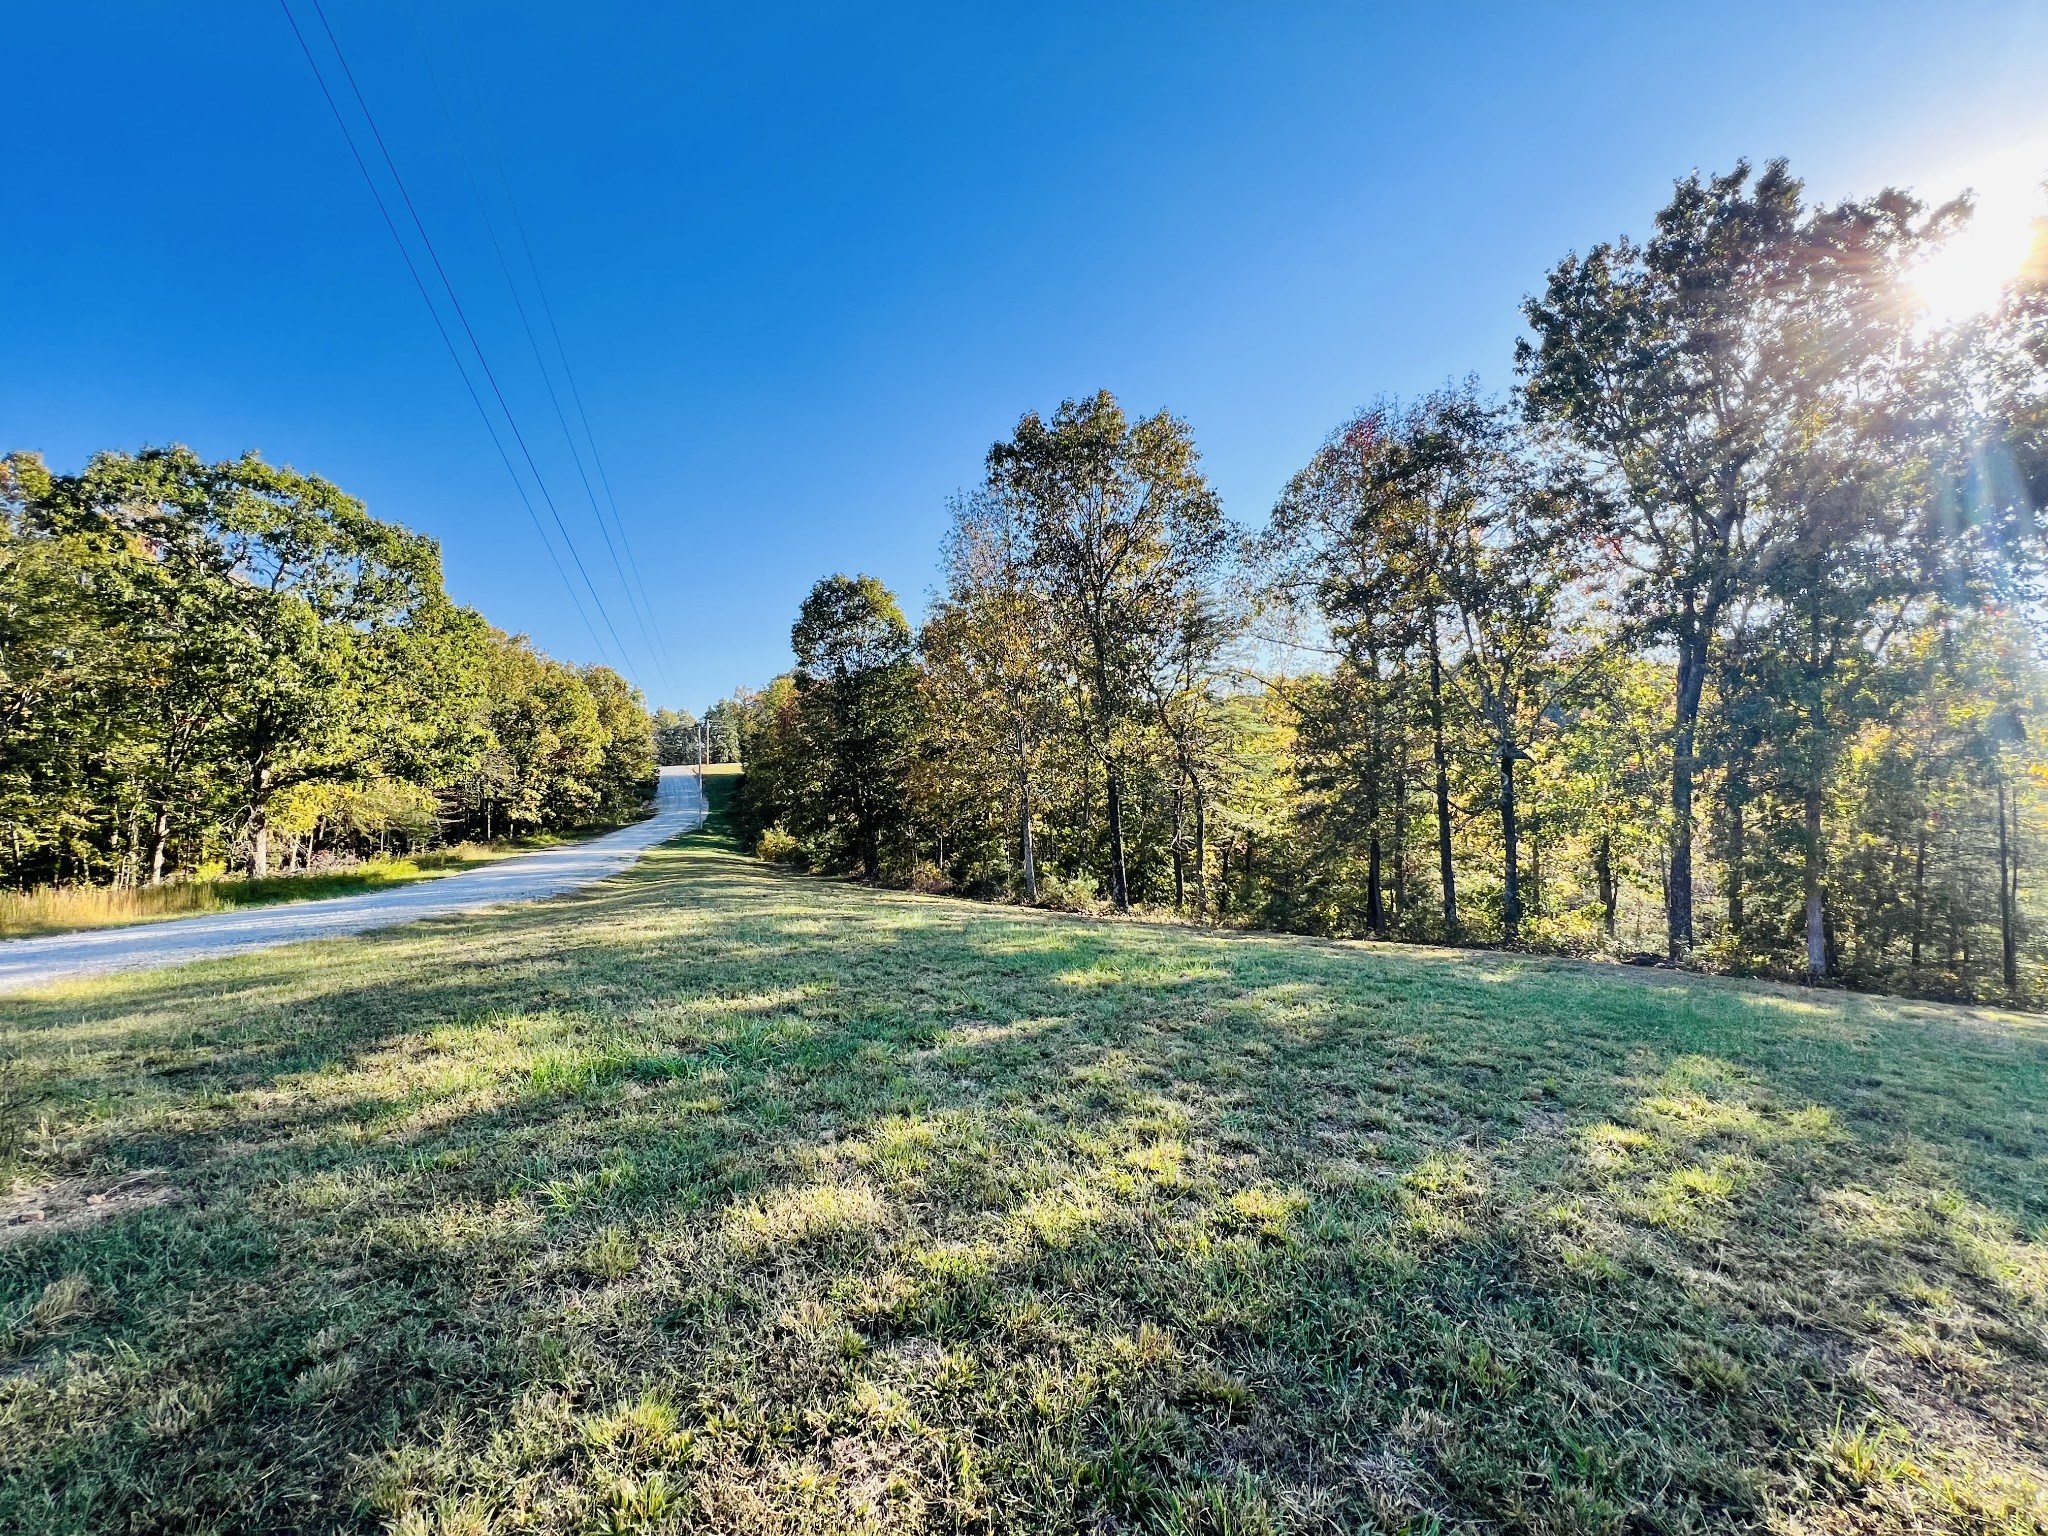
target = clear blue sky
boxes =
[7,2,2047,711]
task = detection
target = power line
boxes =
[295,0,639,682]
[275,0,611,665]
[428,0,680,695]
[299,0,633,678]
[476,148,683,691]
[406,4,677,697]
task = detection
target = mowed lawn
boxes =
[2,812,2045,1534]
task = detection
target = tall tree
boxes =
[704,699,745,764]
[1266,385,1538,938]
[1728,191,1943,977]
[1145,587,1238,920]
[478,631,607,833]
[790,574,921,882]
[1437,425,1601,942]
[987,392,1227,910]
[7,447,452,877]
[3,446,656,887]
[180,451,450,876]
[651,707,701,767]
[924,493,1066,900]
[1520,160,1940,955]
[1985,210,2048,534]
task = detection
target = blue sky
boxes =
[7,2,2048,711]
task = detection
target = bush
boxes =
[1519,902,1609,956]
[1030,867,1102,913]
[756,826,805,866]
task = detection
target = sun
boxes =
[1906,154,2046,326]
[1911,212,2040,325]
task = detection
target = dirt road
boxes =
[0,768,707,996]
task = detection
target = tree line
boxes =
[735,160,2048,1004]
[0,445,656,887]
[652,700,743,767]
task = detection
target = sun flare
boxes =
[1911,213,2040,324]
[1906,150,2047,325]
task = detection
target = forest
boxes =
[651,700,743,769]
[0,444,655,888]
[735,161,2048,1005]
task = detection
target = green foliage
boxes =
[988,392,1231,910]
[0,446,655,892]
[785,574,921,882]
[702,699,744,764]
[650,707,699,767]
[1518,160,1954,957]
[1991,217,2048,522]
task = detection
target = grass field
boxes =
[0,842,571,941]
[1,784,2044,1534]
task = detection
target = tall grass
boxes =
[0,881,227,938]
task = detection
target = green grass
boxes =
[1,791,2044,1534]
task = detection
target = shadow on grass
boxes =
[1,833,2045,1533]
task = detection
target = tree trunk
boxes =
[1668,622,1707,958]
[1803,770,1826,981]
[1171,780,1186,911]
[1367,832,1386,938]
[1910,817,1926,974]
[1726,791,1746,942]
[1192,780,1207,924]
[119,804,139,889]
[1998,779,2019,998]
[1081,755,1094,854]
[1500,750,1522,942]
[1595,831,1616,937]
[1104,762,1130,910]
[1364,647,1386,937]
[1429,625,1458,938]
[247,763,272,879]
[1801,623,1829,981]
[147,803,173,886]
[1018,764,1038,903]
[1948,862,1963,974]
[1392,754,1409,922]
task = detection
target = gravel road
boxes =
[0,768,708,996]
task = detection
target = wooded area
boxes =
[737,162,2048,1004]
[652,701,743,768]
[0,445,655,888]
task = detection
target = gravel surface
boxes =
[0,768,708,996]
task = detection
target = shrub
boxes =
[756,826,805,866]
[1031,867,1102,913]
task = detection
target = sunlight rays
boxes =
[1908,145,2048,325]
